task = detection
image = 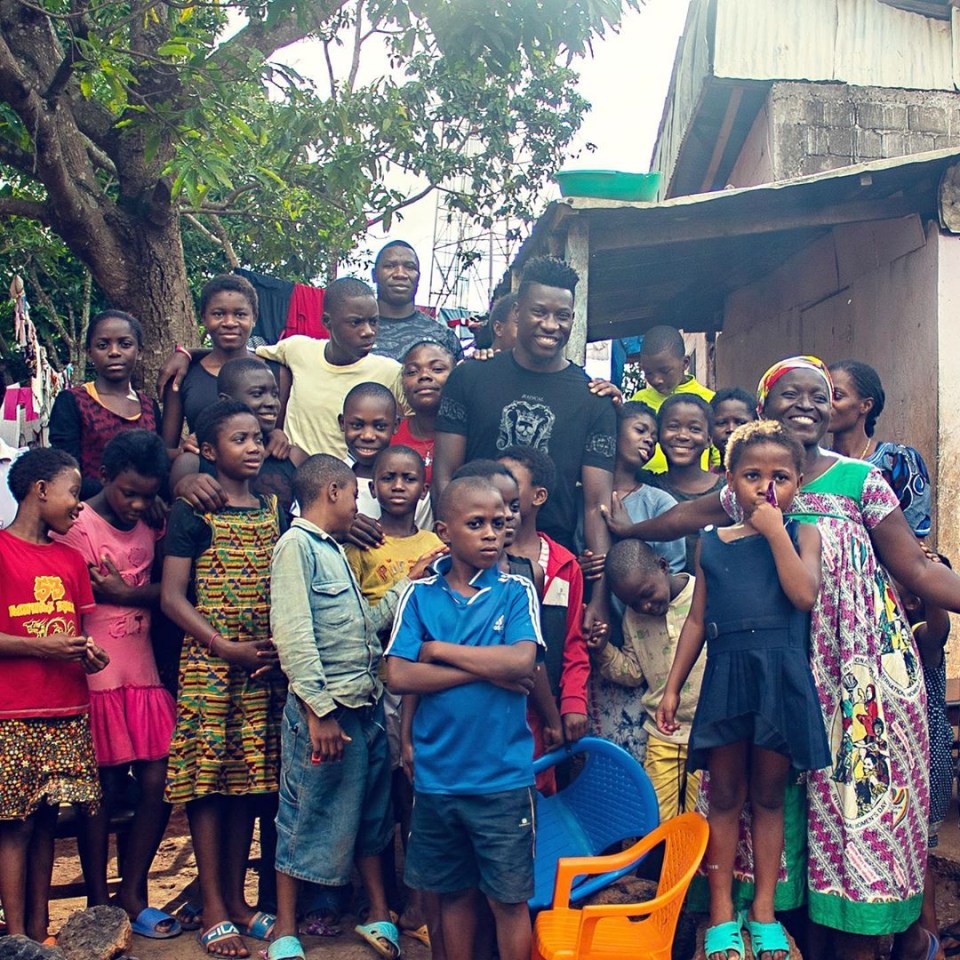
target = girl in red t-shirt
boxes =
[392,340,455,489]
[0,448,108,942]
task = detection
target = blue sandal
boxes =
[355,920,401,960]
[267,935,305,960]
[704,920,744,960]
[743,916,790,958]
[237,911,276,941]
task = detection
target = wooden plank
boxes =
[565,217,589,365]
[700,86,743,193]
[588,196,919,253]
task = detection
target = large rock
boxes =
[0,936,65,960]
[54,906,131,960]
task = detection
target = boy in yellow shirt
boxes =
[630,325,714,473]
[346,445,442,601]
[344,445,445,951]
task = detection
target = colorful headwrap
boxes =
[756,355,833,415]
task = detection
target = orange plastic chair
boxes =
[531,812,709,960]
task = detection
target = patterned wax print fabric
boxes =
[0,715,101,819]
[702,458,928,935]
[867,442,931,538]
[164,497,286,803]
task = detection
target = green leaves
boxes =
[0,0,640,327]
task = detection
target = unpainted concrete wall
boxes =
[716,216,938,482]
[937,233,960,671]
[730,81,960,185]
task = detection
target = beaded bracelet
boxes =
[205,632,223,652]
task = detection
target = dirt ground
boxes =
[44,798,960,960]
[48,807,430,960]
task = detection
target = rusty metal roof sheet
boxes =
[512,148,960,340]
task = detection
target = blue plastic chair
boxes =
[530,736,660,912]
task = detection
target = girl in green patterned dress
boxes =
[161,400,286,958]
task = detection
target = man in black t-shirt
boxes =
[433,255,615,632]
[371,241,464,362]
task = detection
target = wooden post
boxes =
[565,216,589,366]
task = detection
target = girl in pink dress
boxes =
[55,429,179,939]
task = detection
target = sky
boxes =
[358,0,693,310]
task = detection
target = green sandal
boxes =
[743,916,790,958]
[704,920,744,960]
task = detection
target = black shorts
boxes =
[404,787,536,904]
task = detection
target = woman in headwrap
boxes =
[602,356,957,960]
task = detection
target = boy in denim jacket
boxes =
[269,454,442,960]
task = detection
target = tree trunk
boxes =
[77,211,198,398]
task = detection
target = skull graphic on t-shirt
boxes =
[496,399,555,451]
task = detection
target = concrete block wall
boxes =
[765,81,960,180]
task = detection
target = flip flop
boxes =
[355,920,401,960]
[743,916,789,958]
[237,911,276,941]
[925,930,942,960]
[400,923,430,947]
[265,935,306,960]
[131,906,182,939]
[177,900,203,931]
[704,920,743,960]
[198,920,249,958]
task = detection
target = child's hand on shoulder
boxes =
[749,501,785,540]
[345,514,385,551]
[599,492,633,539]
[656,691,680,736]
[264,428,291,461]
[408,544,448,581]
[175,472,228,513]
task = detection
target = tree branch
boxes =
[208,0,349,81]
[365,183,435,227]
[208,213,239,268]
[346,0,364,93]
[0,196,51,224]
[0,136,36,175]
[323,37,337,100]
[183,211,241,269]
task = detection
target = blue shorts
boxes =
[404,787,536,904]
[275,694,392,886]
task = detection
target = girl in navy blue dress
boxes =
[658,420,830,960]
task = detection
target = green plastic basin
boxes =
[554,169,661,202]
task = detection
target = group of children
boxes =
[0,263,955,960]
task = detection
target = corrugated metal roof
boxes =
[513,149,960,340]
[715,0,955,91]
[653,0,960,198]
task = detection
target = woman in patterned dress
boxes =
[603,357,960,960]
[161,400,286,958]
